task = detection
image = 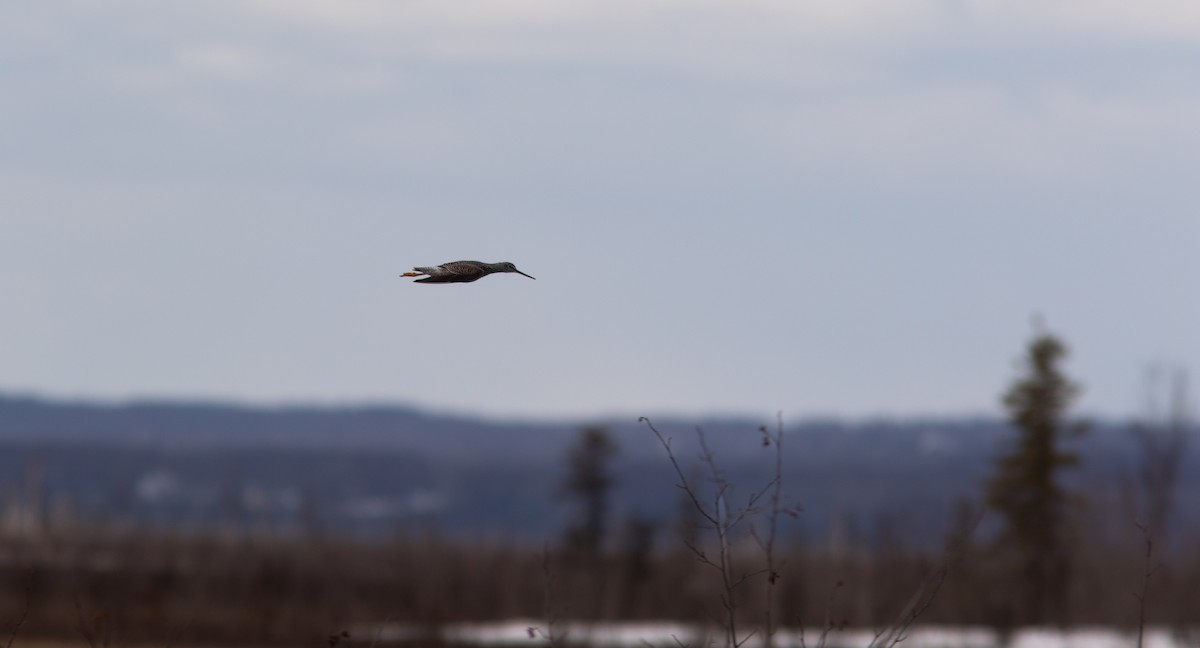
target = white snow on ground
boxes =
[353,621,1197,648]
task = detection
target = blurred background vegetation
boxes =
[0,329,1196,645]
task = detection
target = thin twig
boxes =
[642,418,743,648]
[760,414,786,648]
[698,427,739,648]
[2,587,30,648]
[73,594,99,648]
[868,563,948,648]
[367,613,396,648]
[540,543,566,648]
[642,419,719,527]
[867,507,982,648]
[1132,521,1156,648]
[817,580,844,648]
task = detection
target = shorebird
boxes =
[400,260,536,284]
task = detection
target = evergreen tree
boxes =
[985,327,1084,625]
[561,427,619,556]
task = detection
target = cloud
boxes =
[753,85,1200,182]
[235,0,936,74]
[175,44,269,83]
[7,0,1197,194]
[965,0,1200,40]
[199,0,1200,121]
[238,0,1200,57]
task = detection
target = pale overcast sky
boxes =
[2,1,1197,420]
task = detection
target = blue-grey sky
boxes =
[2,1,1197,420]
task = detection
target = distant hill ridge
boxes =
[0,390,1184,467]
[1,392,1195,544]
[0,391,1183,466]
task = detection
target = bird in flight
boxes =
[401,260,536,284]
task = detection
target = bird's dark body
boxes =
[402,260,535,284]
[415,271,484,284]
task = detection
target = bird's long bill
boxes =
[516,270,536,280]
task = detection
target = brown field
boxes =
[1,522,1198,647]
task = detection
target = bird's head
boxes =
[498,262,536,279]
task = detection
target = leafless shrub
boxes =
[640,416,799,648]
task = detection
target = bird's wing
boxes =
[440,261,486,278]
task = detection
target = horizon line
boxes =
[0,387,1139,426]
